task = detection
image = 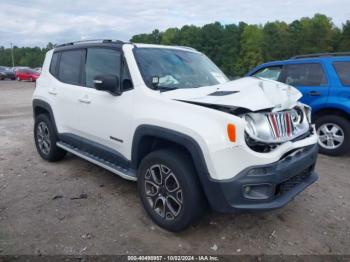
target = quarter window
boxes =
[49,52,59,77]
[282,63,327,86]
[58,50,83,85]
[85,48,121,88]
[253,66,282,81]
[333,61,350,86]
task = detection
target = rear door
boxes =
[53,49,86,135]
[279,62,330,108]
[331,60,350,111]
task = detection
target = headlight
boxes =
[243,106,310,143]
[244,114,257,136]
[290,108,304,125]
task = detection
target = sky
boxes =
[1,0,349,48]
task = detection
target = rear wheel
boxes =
[315,115,350,156]
[138,149,206,232]
[34,114,66,161]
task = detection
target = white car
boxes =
[32,40,319,231]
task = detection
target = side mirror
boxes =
[122,79,133,90]
[93,75,121,95]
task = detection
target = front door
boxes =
[77,47,134,158]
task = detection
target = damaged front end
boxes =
[242,104,313,152]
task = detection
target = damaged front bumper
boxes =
[202,143,318,213]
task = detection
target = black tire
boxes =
[315,115,350,156]
[34,114,66,161]
[137,149,206,232]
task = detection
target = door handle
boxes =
[48,89,57,95]
[308,91,321,96]
[78,97,91,104]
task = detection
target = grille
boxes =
[266,111,295,140]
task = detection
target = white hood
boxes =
[161,77,302,112]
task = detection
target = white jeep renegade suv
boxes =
[33,40,319,231]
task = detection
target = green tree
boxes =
[235,25,264,75]
[262,21,291,61]
[161,28,180,45]
[221,24,240,76]
[338,21,350,51]
[130,29,162,44]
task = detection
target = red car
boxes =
[16,68,40,82]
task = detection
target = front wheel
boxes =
[315,115,350,156]
[138,149,206,232]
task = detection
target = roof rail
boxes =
[175,45,197,51]
[291,52,350,59]
[55,39,127,48]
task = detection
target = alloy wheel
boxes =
[317,123,344,150]
[37,122,51,155]
[144,164,183,221]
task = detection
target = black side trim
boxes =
[32,99,58,134]
[131,125,208,173]
[58,133,130,169]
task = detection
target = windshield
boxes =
[134,48,228,90]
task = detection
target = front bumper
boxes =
[202,143,318,213]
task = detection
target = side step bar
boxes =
[56,141,137,181]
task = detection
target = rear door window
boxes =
[281,63,328,86]
[85,48,121,88]
[333,61,350,86]
[58,49,84,85]
[253,66,282,81]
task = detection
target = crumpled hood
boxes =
[161,77,302,112]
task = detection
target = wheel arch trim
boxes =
[32,99,58,134]
[131,125,210,177]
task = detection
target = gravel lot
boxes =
[0,80,349,256]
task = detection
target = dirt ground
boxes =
[0,80,349,256]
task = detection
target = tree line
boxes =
[130,14,350,76]
[0,43,55,68]
[0,14,349,76]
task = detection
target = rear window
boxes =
[58,49,83,85]
[282,63,328,86]
[333,61,350,86]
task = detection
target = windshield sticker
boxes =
[159,75,179,86]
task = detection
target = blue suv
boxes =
[247,53,350,156]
